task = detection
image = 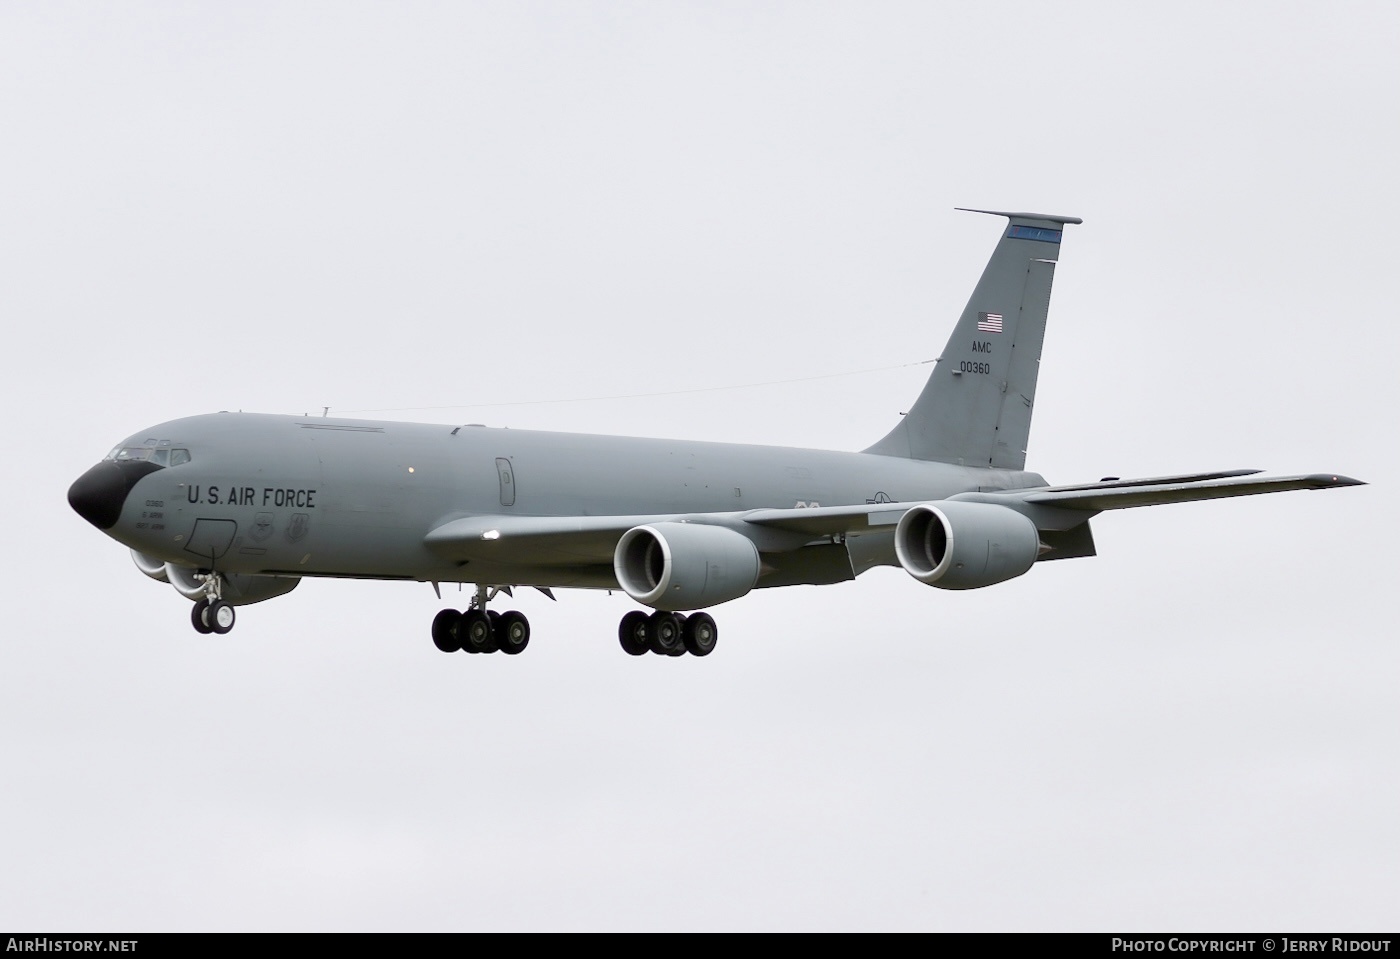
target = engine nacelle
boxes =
[614,522,760,611]
[162,562,301,606]
[164,562,209,599]
[894,501,1040,590]
[131,550,170,582]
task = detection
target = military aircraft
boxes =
[68,209,1361,657]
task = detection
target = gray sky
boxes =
[3,0,1396,931]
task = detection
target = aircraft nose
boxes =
[67,461,161,530]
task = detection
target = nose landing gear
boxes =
[189,572,236,635]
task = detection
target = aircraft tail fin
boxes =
[865,209,1080,469]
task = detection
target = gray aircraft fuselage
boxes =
[93,411,1043,590]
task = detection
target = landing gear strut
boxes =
[431,585,531,655]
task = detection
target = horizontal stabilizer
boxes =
[954,207,1083,225]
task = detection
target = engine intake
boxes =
[894,501,1040,590]
[614,522,760,611]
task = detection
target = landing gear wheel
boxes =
[497,611,530,655]
[432,609,462,652]
[683,612,718,657]
[619,611,650,656]
[647,611,685,656]
[208,600,235,635]
[191,598,213,634]
[462,609,498,654]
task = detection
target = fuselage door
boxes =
[496,457,516,507]
[184,518,238,564]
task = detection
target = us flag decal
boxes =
[977,312,1004,333]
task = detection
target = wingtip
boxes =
[1307,473,1366,488]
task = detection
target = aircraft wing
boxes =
[424,471,1363,565]
[734,469,1357,535]
[738,502,908,536]
[424,513,672,565]
[424,503,914,564]
[423,503,913,576]
[995,472,1365,511]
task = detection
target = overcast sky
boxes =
[3,1,1397,932]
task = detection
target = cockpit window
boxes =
[105,445,193,467]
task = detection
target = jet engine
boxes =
[614,522,760,611]
[130,550,300,606]
[894,501,1040,590]
[131,549,171,582]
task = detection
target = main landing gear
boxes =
[617,610,718,657]
[427,590,720,658]
[189,572,236,635]
[431,585,531,655]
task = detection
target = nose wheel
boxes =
[191,597,237,634]
[189,573,236,635]
[192,598,213,634]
